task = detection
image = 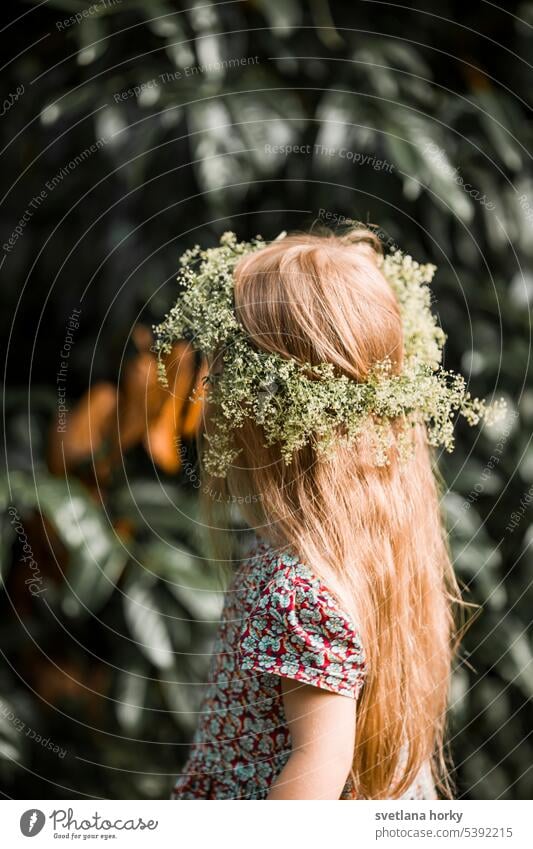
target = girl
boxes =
[156,226,498,800]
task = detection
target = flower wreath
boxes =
[154,231,504,477]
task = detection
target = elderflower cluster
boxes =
[154,231,505,477]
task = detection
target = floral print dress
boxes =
[172,542,436,800]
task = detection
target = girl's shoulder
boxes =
[243,539,328,595]
[239,540,367,699]
[244,539,364,643]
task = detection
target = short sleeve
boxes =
[239,563,366,699]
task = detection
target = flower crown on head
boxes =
[154,230,505,477]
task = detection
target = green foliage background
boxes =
[0,0,532,799]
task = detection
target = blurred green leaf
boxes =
[123,575,178,670]
[39,478,129,616]
[115,665,150,733]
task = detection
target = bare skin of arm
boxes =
[267,678,356,800]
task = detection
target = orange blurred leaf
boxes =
[117,351,166,452]
[144,341,196,473]
[48,382,117,476]
[131,322,153,352]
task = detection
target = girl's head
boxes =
[206,226,460,799]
